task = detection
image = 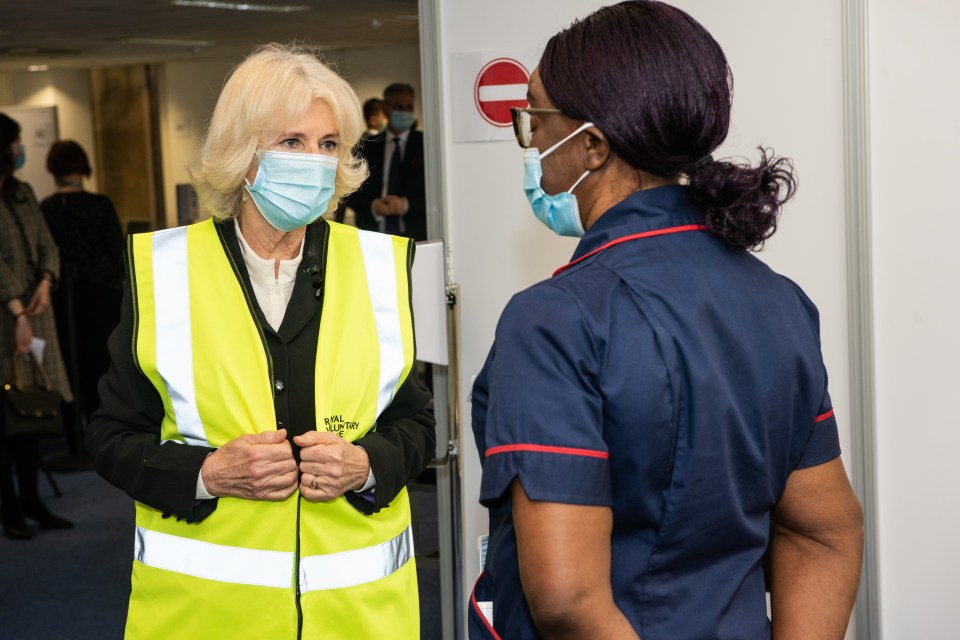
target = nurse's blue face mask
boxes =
[520,119,595,238]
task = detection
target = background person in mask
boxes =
[469,2,863,639]
[0,112,74,540]
[348,82,427,241]
[86,43,435,640]
[362,97,387,139]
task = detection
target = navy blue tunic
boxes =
[469,186,840,639]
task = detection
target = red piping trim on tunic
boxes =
[814,408,835,423]
[485,443,610,460]
[553,224,708,276]
[471,573,502,640]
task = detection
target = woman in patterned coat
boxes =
[0,112,73,539]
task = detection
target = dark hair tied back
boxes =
[541,1,799,251]
[687,147,797,251]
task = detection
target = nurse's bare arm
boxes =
[512,480,640,640]
[770,457,864,639]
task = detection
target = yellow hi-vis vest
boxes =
[126,218,418,640]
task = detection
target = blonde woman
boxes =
[87,43,434,639]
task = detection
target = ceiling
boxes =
[0,0,420,71]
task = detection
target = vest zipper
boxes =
[273,277,281,330]
[295,496,304,639]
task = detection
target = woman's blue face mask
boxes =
[522,122,594,238]
[243,150,338,232]
[13,143,25,170]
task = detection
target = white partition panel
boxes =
[870,2,960,637]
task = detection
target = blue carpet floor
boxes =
[0,469,132,639]
[0,469,442,639]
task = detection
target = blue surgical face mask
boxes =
[13,143,25,170]
[389,110,415,133]
[243,150,339,232]
[523,122,594,238]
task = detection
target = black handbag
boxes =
[1,352,64,440]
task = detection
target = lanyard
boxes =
[553,224,707,277]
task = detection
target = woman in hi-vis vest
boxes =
[86,43,435,640]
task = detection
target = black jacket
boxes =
[349,130,427,242]
[86,219,435,521]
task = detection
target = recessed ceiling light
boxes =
[117,37,214,47]
[27,64,50,72]
[172,0,310,12]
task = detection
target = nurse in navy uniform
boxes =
[469,2,863,639]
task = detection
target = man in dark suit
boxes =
[349,83,427,241]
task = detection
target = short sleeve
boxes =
[794,388,841,470]
[782,279,842,470]
[477,284,610,507]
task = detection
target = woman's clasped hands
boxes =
[199,428,370,502]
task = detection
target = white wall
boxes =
[870,2,960,636]
[334,45,423,123]
[0,69,97,197]
[157,58,237,226]
[435,0,854,635]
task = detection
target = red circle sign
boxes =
[474,58,530,127]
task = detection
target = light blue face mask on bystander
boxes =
[389,111,415,133]
[244,150,338,232]
[522,121,594,238]
[13,143,25,170]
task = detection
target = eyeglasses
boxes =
[510,107,563,148]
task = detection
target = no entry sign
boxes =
[473,58,530,127]
[451,48,540,142]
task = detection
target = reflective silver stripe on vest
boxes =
[134,526,294,589]
[151,227,209,447]
[356,230,406,419]
[134,525,412,592]
[299,524,414,593]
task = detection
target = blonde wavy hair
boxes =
[188,42,368,221]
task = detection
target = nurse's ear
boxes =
[582,127,612,172]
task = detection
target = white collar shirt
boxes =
[233,217,303,332]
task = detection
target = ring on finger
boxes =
[310,474,319,490]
